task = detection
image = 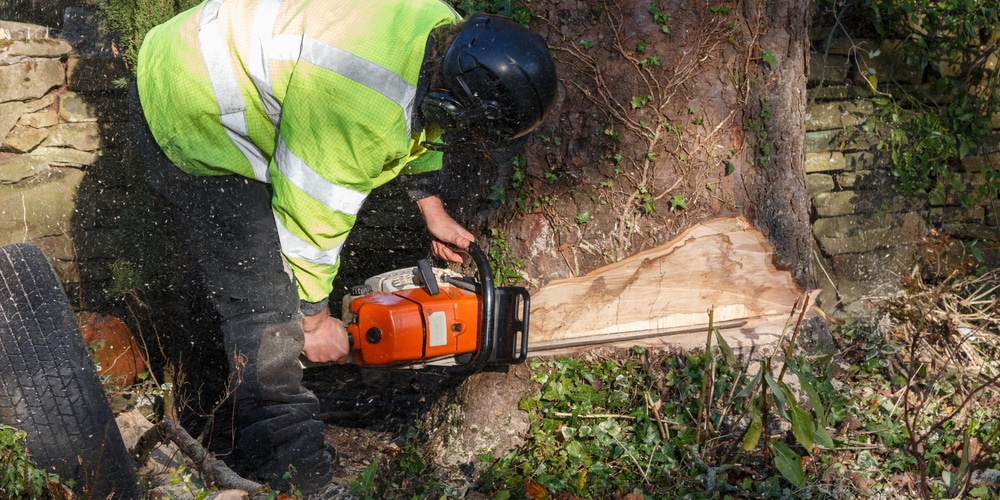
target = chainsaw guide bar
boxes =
[525,319,748,354]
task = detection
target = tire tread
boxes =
[0,243,140,498]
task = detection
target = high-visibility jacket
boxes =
[137,0,460,304]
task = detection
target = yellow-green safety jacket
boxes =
[137,0,460,304]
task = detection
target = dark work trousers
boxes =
[128,84,332,492]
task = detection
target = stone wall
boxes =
[807,29,1000,316]
[1,21,93,280]
[0,18,170,315]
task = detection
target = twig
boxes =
[698,308,716,445]
[611,434,651,483]
[645,390,669,440]
[552,412,636,420]
[133,419,269,496]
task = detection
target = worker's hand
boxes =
[416,195,474,263]
[301,312,351,364]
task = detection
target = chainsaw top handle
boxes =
[446,242,496,375]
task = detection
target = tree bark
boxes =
[742,0,816,289]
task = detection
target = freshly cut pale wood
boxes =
[529,217,805,345]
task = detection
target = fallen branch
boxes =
[133,419,269,497]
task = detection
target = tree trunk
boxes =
[741,0,815,288]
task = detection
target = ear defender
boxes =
[420,90,464,131]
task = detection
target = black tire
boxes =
[0,243,141,499]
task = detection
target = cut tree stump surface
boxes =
[528,217,810,355]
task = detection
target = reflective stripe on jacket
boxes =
[136,0,459,303]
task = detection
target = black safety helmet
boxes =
[421,14,557,147]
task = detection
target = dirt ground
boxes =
[304,365,460,485]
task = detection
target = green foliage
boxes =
[877,92,998,208]
[630,95,651,109]
[862,0,1000,70]
[482,350,700,497]
[452,0,534,25]
[484,335,831,498]
[749,97,772,168]
[761,49,777,66]
[850,0,1000,209]
[98,0,202,71]
[831,291,1000,500]
[0,425,60,499]
[350,459,379,499]
[488,151,555,214]
[487,228,525,287]
[348,294,1000,499]
[346,426,457,499]
[165,465,212,500]
[710,4,733,16]
[668,193,686,211]
[489,153,523,209]
[639,53,661,69]
[477,330,844,498]
[108,259,144,300]
[647,1,672,34]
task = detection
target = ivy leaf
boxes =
[669,194,687,210]
[525,479,551,500]
[564,439,584,460]
[867,74,879,90]
[762,49,777,65]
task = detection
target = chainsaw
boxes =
[337,242,529,374]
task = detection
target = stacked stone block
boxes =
[808,28,1000,316]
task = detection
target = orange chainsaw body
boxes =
[347,285,482,366]
[340,243,529,373]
